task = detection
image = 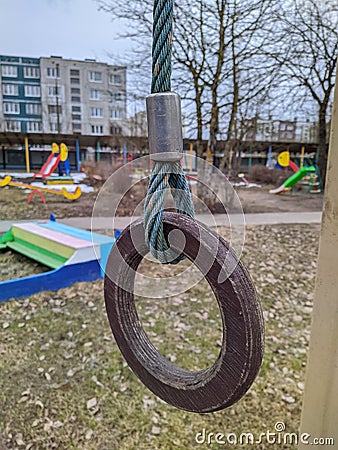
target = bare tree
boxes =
[97,0,278,145]
[217,0,279,173]
[173,0,207,152]
[269,0,338,181]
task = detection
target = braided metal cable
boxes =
[145,0,195,264]
[144,161,195,264]
[151,0,173,93]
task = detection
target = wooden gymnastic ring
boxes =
[104,212,264,413]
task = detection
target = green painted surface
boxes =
[7,239,66,269]
[284,166,316,188]
[12,226,74,259]
[0,229,13,244]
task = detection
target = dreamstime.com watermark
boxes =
[195,422,335,446]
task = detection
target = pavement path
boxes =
[0,211,322,233]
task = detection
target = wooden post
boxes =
[24,136,30,173]
[300,145,305,168]
[299,67,338,447]
[189,142,193,174]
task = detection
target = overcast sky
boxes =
[0,0,130,63]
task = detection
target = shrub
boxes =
[249,165,291,186]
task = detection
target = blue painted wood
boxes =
[0,259,102,303]
[75,139,80,172]
[39,221,116,277]
[0,220,117,302]
[40,221,115,244]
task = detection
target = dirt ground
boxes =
[0,175,323,222]
[236,186,323,213]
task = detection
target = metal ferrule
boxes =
[146,92,183,162]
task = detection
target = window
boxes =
[73,123,82,131]
[24,85,41,97]
[2,84,18,96]
[72,106,81,112]
[110,109,122,119]
[91,124,103,135]
[26,121,42,132]
[23,66,40,78]
[110,92,124,102]
[109,73,122,85]
[50,123,58,133]
[70,69,80,76]
[70,77,80,85]
[48,105,62,114]
[71,88,80,94]
[47,85,60,96]
[90,89,102,100]
[111,125,122,135]
[1,65,18,77]
[71,96,81,102]
[72,114,81,121]
[3,102,20,114]
[4,120,21,132]
[89,71,102,82]
[47,66,60,78]
[91,107,103,118]
[26,103,42,115]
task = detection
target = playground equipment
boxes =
[0,175,81,201]
[33,152,60,179]
[0,220,116,302]
[34,143,61,179]
[276,150,298,172]
[34,143,73,183]
[269,166,316,194]
[270,149,320,194]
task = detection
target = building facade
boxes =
[0,55,42,133]
[244,117,320,143]
[0,54,127,136]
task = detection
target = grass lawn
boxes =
[0,224,319,449]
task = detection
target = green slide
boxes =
[283,166,316,188]
[270,166,316,194]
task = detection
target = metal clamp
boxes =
[146,92,183,162]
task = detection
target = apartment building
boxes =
[0,54,127,136]
[0,55,42,133]
[244,117,320,143]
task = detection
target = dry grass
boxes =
[0,224,319,450]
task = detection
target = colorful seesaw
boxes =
[0,220,116,302]
[0,175,81,201]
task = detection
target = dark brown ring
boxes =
[104,212,264,413]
